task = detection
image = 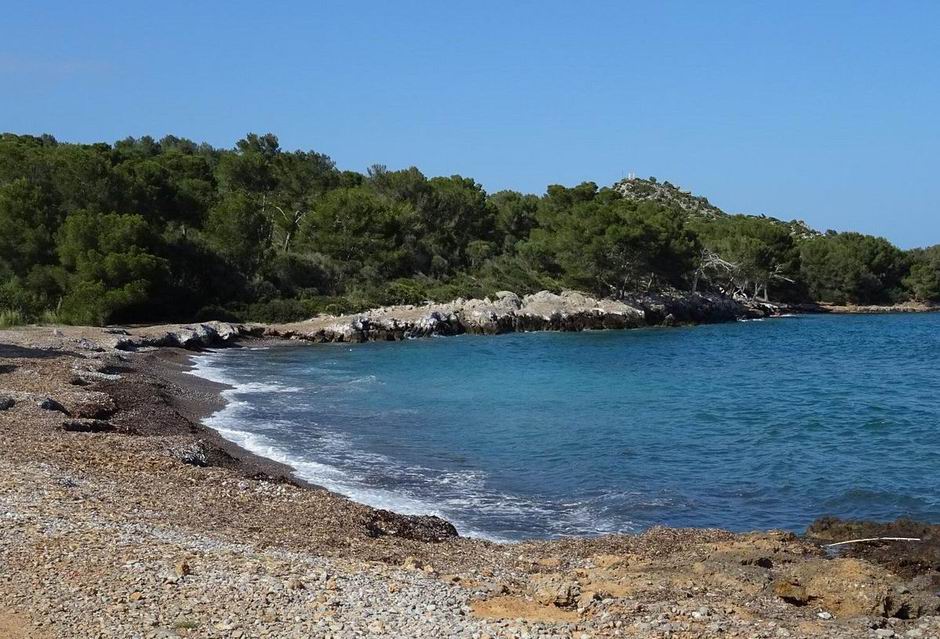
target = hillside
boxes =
[612,176,819,240]
[0,133,935,327]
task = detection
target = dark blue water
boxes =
[191,314,940,541]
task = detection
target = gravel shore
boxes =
[2,324,940,638]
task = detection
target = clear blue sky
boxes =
[3,2,938,248]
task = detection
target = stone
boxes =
[773,580,809,606]
[533,577,580,608]
[61,419,114,433]
[364,509,458,542]
[174,560,191,578]
[0,396,14,411]
[171,442,209,467]
[37,397,69,414]
[69,392,116,419]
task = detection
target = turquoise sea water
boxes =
[191,314,940,541]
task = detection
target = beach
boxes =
[1,323,940,638]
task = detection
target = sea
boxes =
[188,313,940,542]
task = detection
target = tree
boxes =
[203,192,272,277]
[489,190,540,253]
[0,131,923,324]
[800,233,907,304]
[56,211,168,324]
[691,215,800,300]
[904,246,940,301]
[525,186,697,297]
[298,187,410,282]
[0,178,58,275]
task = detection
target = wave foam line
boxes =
[186,353,507,542]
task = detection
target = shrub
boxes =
[0,309,26,328]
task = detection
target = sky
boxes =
[2,1,939,248]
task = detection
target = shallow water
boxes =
[190,314,940,541]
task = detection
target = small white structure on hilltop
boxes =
[626,171,636,180]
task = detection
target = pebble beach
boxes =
[2,323,940,638]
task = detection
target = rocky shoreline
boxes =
[266,290,777,343]
[2,303,940,638]
[79,290,937,351]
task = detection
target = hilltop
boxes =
[612,175,819,240]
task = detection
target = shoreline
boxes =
[3,318,940,636]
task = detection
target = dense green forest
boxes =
[1,132,937,326]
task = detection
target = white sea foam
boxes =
[187,353,506,541]
[187,354,238,385]
[186,351,641,542]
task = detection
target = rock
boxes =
[532,576,581,608]
[364,509,458,542]
[114,322,253,351]
[268,289,772,343]
[0,396,14,411]
[69,391,116,419]
[174,560,191,578]
[773,580,810,606]
[171,442,209,467]
[68,374,91,386]
[741,556,774,569]
[577,590,600,609]
[62,419,114,433]
[285,578,305,590]
[74,338,103,352]
[782,558,922,618]
[37,397,69,414]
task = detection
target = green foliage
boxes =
[0,132,925,325]
[690,215,802,300]
[204,193,271,276]
[904,246,940,302]
[522,184,698,297]
[0,309,26,328]
[56,210,169,324]
[800,233,908,304]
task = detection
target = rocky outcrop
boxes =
[112,321,262,351]
[268,290,774,343]
[626,292,772,324]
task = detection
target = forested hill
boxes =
[1,132,938,327]
[613,176,819,240]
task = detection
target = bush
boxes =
[0,308,26,328]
